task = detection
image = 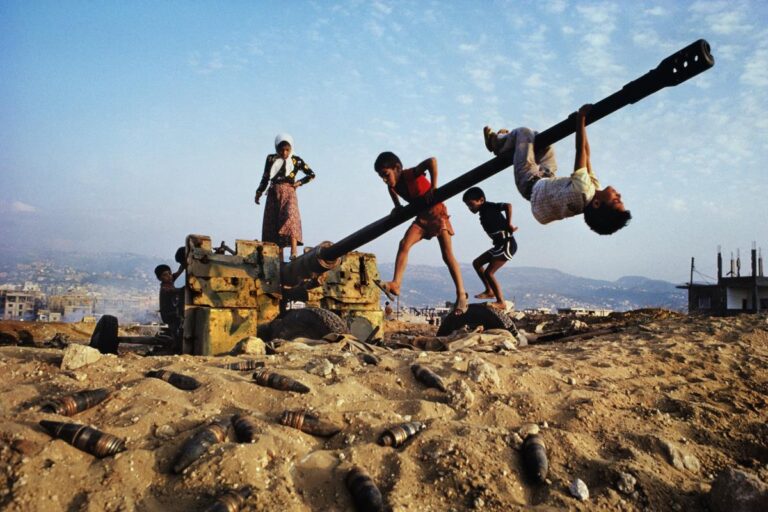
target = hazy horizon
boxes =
[2,1,767,283]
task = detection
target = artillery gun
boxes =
[91,40,714,356]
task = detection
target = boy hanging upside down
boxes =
[484,104,631,234]
[374,152,468,315]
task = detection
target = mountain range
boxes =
[0,249,687,311]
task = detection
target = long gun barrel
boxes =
[282,39,714,285]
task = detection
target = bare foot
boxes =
[452,293,469,315]
[474,291,494,299]
[487,302,507,311]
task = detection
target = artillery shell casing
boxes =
[221,360,265,371]
[146,370,201,390]
[521,434,549,483]
[252,369,310,394]
[40,387,112,416]
[279,410,341,437]
[359,353,380,366]
[410,364,446,392]
[378,421,425,447]
[172,422,227,474]
[203,486,252,512]
[346,466,385,512]
[231,414,260,443]
[39,420,125,458]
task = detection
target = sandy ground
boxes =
[0,311,766,511]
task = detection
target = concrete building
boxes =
[680,244,768,315]
[0,289,43,321]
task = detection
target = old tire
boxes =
[270,307,348,341]
[89,315,119,354]
[437,303,518,337]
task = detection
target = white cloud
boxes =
[0,200,37,213]
[689,1,752,35]
[644,6,667,16]
[366,20,384,38]
[456,94,474,105]
[524,73,545,88]
[562,25,576,35]
[372,1,392,15]
[741,46,768,87]
[544,0,568,14]
[671,198,688,212]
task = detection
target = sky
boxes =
[1,0,767,284]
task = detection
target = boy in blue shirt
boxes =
[463,187,517,310]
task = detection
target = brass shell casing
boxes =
[279,410,341,437]
[231,415,260,443]
[378,421,425,447]
[252,369,310,394]
[410,364,446,392]
[220,360,265,371]
[41,388,112,416]
[146,370,201,390]
[202,486,253,512]
[172,421,228,474]
[345,466,384,512]
[521,434,549,483]
[39,420,125,458]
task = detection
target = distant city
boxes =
[0,249,689,324]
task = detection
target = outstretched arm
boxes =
[255,156,272,204]
[574,104,592,173]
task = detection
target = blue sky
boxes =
[1,0,767,283]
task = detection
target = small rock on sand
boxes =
[518,423,539,438]
[230,337,266,355]
[467,357,500,386]
[569,478,589,500]
[304,358,334,378]
[616,471,637,494]
[708,467,768,512]
[60,344,101,370]
[447,380,475,412]
[659,437,700,473]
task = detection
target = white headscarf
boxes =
[270,133,295,180]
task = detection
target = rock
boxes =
[304,358,334,378]
[659,438,700,473]
[230,336,266,355]
[518,423,540,438]
[467,357,500,386]
[154,424,176,439]
[570,320,589,331]
[60,344,102,370]
[616,471,637,494]
[509,432,524,450]
[447,380,475,412]
[569,478,589,500]
[709,467,768,512]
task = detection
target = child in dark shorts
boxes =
[154,262,185,351]
[374,151,468,315]
[463,187,517,310]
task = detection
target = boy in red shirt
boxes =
[374,152,468,314]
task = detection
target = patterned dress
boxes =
[257,154,315,247]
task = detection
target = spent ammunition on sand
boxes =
[410,364,446,392]
[252,369,310,393]
[203,486,252,512]
[378,421,425,447]
[346,466,385,512]
[279,410,341,437]
[521,434,549,483]
[146,370,201,390]
[39,420,125,458]
[40,387,112,416]
[172,421,228,474]
[231,414,260,443]
[220,360,265,371]
[359,353,380,366]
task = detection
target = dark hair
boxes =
[154,264,171,279]
[583,203,632,235]
[374,151,401,173]
[276,141,291,150]
[462,187,485,202]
